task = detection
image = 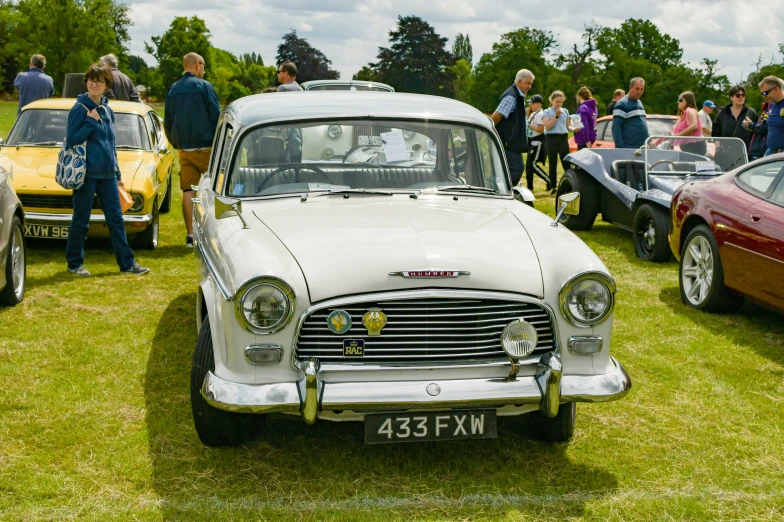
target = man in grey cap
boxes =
[698,100,716,137]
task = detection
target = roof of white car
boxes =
[226,91,493,130]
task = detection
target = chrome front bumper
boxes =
[202,354,632,423]
[24,211,153,225]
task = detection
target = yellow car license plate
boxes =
[24,224,69,239]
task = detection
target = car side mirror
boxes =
[156,144,169,155]
[552,192,580,226]
[215,196,249,229]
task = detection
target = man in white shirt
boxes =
[698,100,715,137]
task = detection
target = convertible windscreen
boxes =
[7,109,150,150]
[227,120,510,196]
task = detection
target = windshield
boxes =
[644,136,748,175]
[647,119,675,136]
[227,119,509,197]
[6,109,150,150]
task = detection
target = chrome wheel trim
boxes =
[638,216,656,254]
[11,224,24,298]
[681,235,713,306]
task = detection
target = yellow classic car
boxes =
[0,99,174,249]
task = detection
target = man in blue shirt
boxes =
[755,76,784,156]
[612,77,649,149]
[164,52,220,247]
[13,54,54,115]
[490,69,534,187]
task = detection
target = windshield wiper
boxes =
[436,185,497,193]
[15,141,61,146]
[313,188,395,197]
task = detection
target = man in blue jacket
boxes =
[14,54,54,115]
[164,52,220,247]
[612,77,649,149]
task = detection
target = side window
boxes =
[771,176,784,205]
[736,161,784,196]
[596,121,608,140]
[208,121,227,182]
[145,113,157,148]
[214,125,234,193]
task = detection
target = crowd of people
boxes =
[491,70,784,191]
[8,54,784,276]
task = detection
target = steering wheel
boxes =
[648,159,676,171]
[255,165,332,192]
[343,145,381,164]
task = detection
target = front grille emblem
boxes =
[327,310,352,334]
[362,308,387,336]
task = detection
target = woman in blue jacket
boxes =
[65,64,149,276]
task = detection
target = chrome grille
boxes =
[19,194,102,210]
[295,296,555,365]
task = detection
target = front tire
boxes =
[530,402,576,442]
[191,319,263,447]
[0,216,25,306]
[633,204,671,262]
[133,198,159,250]
[679,224,743,312]
[555,168,599,230]
[159,173,172,214]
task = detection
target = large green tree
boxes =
[467,28,556,112]
[452,33,473,65]
[276,30,339,83]
[8,0,131,94]
[371,15,456,96]
[145,16,212,98]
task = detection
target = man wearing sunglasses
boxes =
[757,76,784,156]
[276,61,303,92]
[713,85,757,157]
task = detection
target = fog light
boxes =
[501,319,538,359]
[567,336,603,355]
[245,344,284,365]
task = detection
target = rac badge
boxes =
[343,339,365,357]
[362,308,387,336]
[327,310,352,334]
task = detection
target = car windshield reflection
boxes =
[227,119,510,197]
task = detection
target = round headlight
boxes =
[327,125,342,139]
[235,281,294,333]
[560,273,615,327]
[130,193,144,212]
[501,320,538,359]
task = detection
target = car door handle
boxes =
[750,213,763,223]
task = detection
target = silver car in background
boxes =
[0,160,26,306]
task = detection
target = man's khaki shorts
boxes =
[178,149,211,191]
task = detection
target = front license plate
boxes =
[365,409,497,444]
[24,224,69,239]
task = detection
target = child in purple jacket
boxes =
[574,86,598,149]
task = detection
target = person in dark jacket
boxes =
[65,64,149,276]
[164,52,220,247]
[712,85,757,157]
[490,69,534,187]
[746,101,769,160]
[99,54,141,102]
[13,54,54,115]
[605,89,624,116]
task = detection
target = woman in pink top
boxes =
[672,91,705,155]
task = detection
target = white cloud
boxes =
[126,0,784,84]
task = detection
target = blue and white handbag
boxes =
[55,104,90,190]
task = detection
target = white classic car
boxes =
[191,92,631,447]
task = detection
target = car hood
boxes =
[252,196,544,303]
[1,147,144,192]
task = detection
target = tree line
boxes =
[1,1,782,114]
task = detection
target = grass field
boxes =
[1,100,783,521]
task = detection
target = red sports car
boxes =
[669,153,784,314]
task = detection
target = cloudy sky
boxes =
[126,0,784,84]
